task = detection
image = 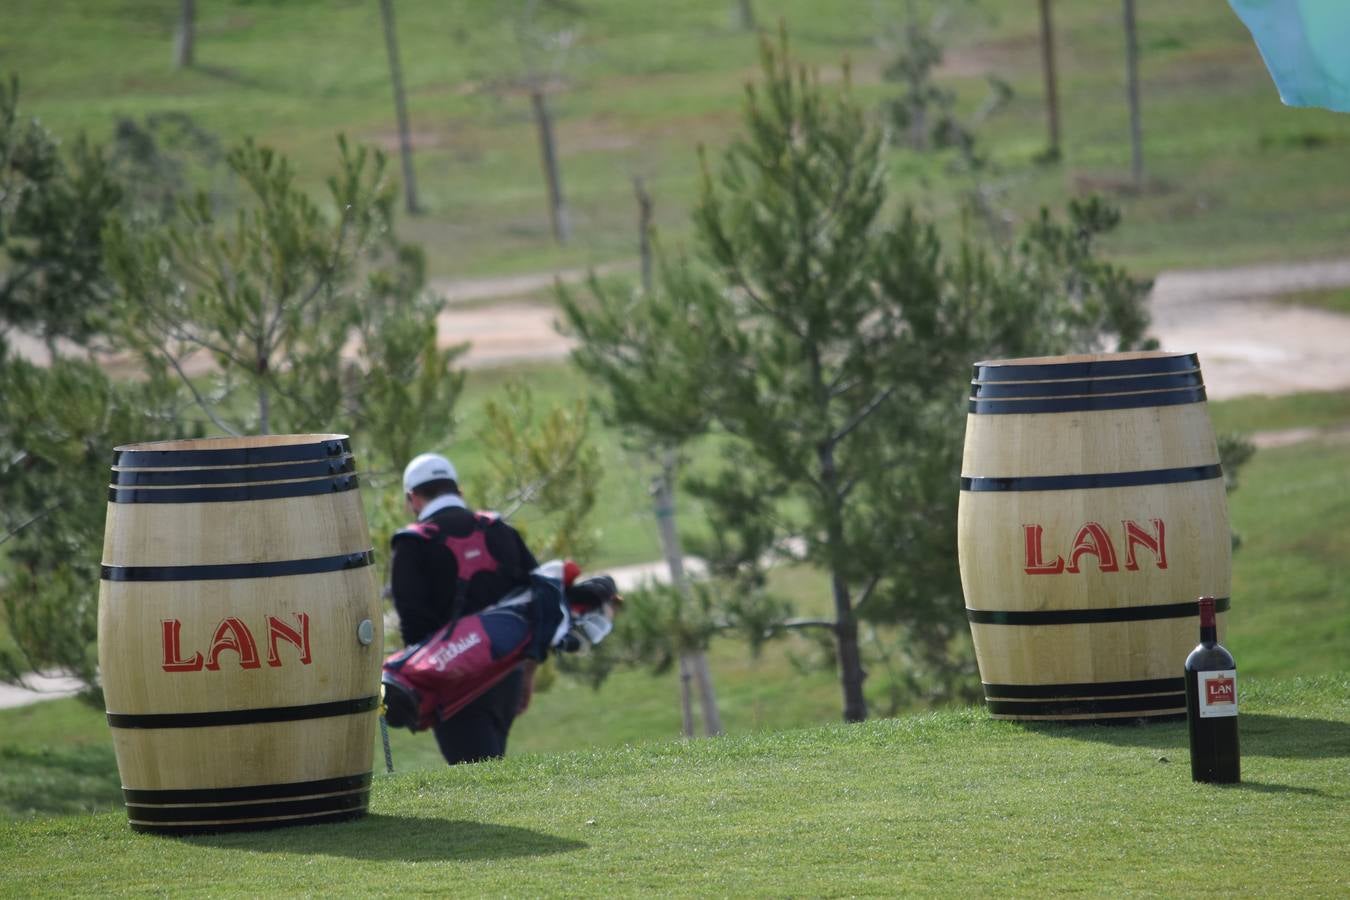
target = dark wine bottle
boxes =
[1184,596,1240,783]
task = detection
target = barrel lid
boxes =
[112,434,351,468]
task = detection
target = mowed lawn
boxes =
[1,676,1346,896]
[2,385,1346,809]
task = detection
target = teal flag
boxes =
[1230,0,1350,112]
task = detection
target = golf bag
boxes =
[381,560,617,732]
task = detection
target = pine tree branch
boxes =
[827,384,897,449]
[161,347,240,435]
[777,617,836,632]
[0,260,40,307]
[164,321,244,370]
[0,503,59,548]
[837,474,859,504]
[723,253,805,340]
[850,573,883,618]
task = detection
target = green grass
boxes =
[1226,440,1350,677]
[0,701,122,821]
[5,1,1350,280]
[3,388,1345,820]
[1,675,1346,896]
[1274,287,1350,316]
[1208,388,1350,436]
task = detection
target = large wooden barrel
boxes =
[957,352,1231,722]
[98,434,383,833]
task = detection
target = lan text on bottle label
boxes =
[1197,669,1238,718]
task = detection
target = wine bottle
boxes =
[1184,596,1240,783]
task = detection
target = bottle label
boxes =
[1197,669,1238,718]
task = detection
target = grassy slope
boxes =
[1,676,1346,896]
[2,388,1345,818]
[4,1,1350,279]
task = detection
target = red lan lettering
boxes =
[204,617,261,670]
[266,613,312,667]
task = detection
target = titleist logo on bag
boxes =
[428,631,482,670]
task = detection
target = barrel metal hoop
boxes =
[110,456,355,486]
[966,596,1231,626]
[122,773,372,805]
[112,438,350,469]
[128,806,368,834]
[970,370,1203,399]
[984,693,1185,717]
[108,474,360,504]
[101,550,374,583]
[982,677,1183,699]
[126,791,369,825]
[960,464,1223,493]
[106,695,379,729]
[972,353,1199,383]
[968,386,1207,415]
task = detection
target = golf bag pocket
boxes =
[382,605,532,731]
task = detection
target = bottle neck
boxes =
[1197,597,1217,644]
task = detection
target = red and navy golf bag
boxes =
[380,560,618,732]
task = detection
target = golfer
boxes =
[389,452,540,764]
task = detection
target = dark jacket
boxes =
[390,504,539,646]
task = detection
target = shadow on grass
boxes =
[189,813,587,861]
[1228,780,1326,797]
[1016,713,1350,760]
[192,64,265,88]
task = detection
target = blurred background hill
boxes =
[6,0,1350,279]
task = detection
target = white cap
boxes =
[402,452,458,493]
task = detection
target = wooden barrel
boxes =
[957,352,1231,722]
[98,434,382,833]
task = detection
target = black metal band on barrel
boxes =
[968,386,1207,415]
[122,773,372,805]
[126,790,369,825]
[960,464,1222,493]
[966,596,1231,626]
[110,456,355,486]
[969,371,1203,400]
[112,438,350,469]
[107,474,359,504]
[128,806,368,834]
[106,695,379,729]
[972,354,1199,383]
[101,550,374,582]
[984,693,1185,717]
[983,677,1182,699]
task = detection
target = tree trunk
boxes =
[676,653,695,738]
[379,0,421,215]
[530,88,570,244]
[734,0,756,31]
[830,573,867,722]
[174,0,195,69]
[818,443,867,722]
[634,178,722,737]
[1038,0,1061,161]
[634,176,654,295]
[653,450,724,737]
[257,381,271,436]
[1123,0,1144,186]
[689,651,723,736]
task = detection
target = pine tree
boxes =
[615,32,1155,722]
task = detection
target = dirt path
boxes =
[428,256,1350,393]
[1147,259,1350,400]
